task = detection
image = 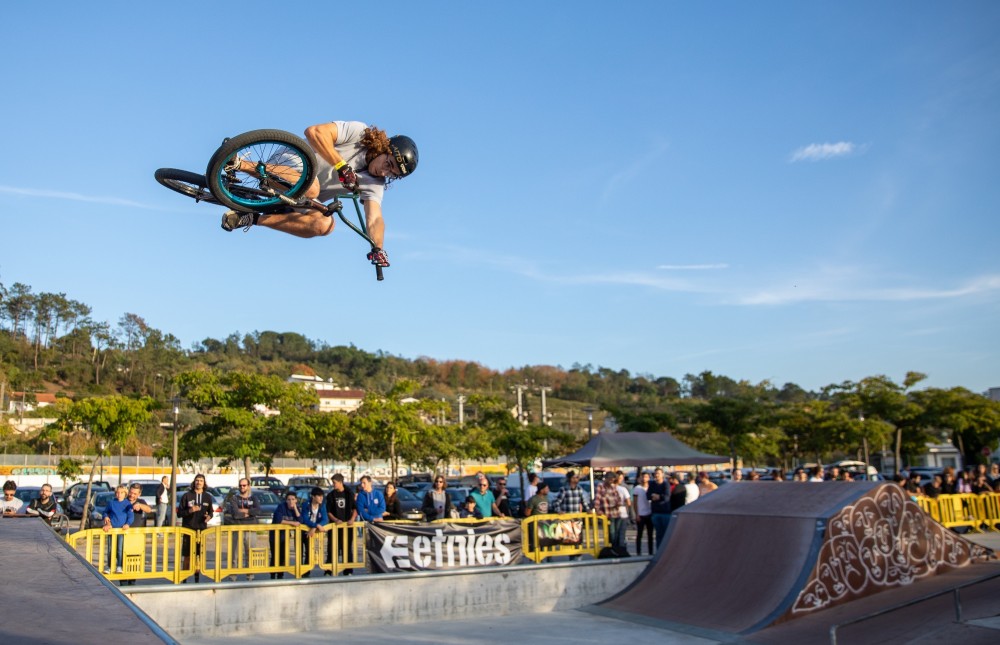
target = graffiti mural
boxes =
[789,485,993,615]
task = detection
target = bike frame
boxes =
[241,180,384,281]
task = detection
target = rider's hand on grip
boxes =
[367,248,390,268]
[336,163,359,192]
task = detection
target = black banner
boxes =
[366,520,523,573]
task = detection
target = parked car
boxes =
[445,487,471,509]
[13,486,44,507]
[86,491,116,529]
[66,482,113,519]
[401,481,432,497]
[392,487,424,521]
[125,480,163,499]
[286,476,332,494]
[250,476,286,495]
[222,489,281,525]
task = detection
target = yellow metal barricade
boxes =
[66,527,197,584]
[200,525,282,581]
[936,494,982,533]
[324,522,367,576]
[916,496,941,523]
[521,512,608,563]
[979,493,1000,532]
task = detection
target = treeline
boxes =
[2,279,999,471]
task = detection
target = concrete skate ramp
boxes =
[596,482,993,636]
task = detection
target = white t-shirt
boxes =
[632,484,651,516]
[525,484,538,501]
[684,482,700,504]
[616,484,631,519]
[1,497,24,514]
[314,121,386,205]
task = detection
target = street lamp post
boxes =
[583,407,595,439]
[47,441,53,484]
[170,399,179,528]
[859,413,870,476]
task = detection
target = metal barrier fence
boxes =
[67,514,613,583]
[915,493,1000,533]
[521,512,609,563]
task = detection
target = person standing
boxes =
[632,471,653,556]
[326,475,358,576]
[615,473,632,552]
[493,477,511,517]
[648,468,671,550]
[457,496,483,519]
[300,487,330,575]
[524,473,540,506]
[552,471,591,515]
[383,483,403,520]
[127,483,152,527]
[421,475,453,521]
[102,485,133,574]
[270,490,302,579]
[1,481,23,516]
[594,472,626,553]
[355,476,386,523]
[225,478,261,579]
[470,478,503,518]
[178,474,214,582]
[119,484,152,586]
[154,476,170,527]
[683,473,700,506]
[697,472,718,496]
[26,483,61,525]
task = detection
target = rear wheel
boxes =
[154,168,220,204]
[206,129,317,213]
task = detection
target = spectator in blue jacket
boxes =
[355,476,385,522]
[300,487,330,572]
[269,491,302,579]
[102,485,134,574]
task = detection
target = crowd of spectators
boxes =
[902,463,1000,497]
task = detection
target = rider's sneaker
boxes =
[224,154,249,175]
[221,210,257,232]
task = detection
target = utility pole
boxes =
[457,395,466,426]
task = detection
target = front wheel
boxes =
[206,129,317,213]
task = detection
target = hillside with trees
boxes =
[2,278,999,475]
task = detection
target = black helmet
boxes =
[389,135,418,177]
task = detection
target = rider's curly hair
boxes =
[361,125,392,156]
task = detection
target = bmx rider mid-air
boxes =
[221,121,418,268]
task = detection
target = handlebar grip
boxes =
[376,265,384,281]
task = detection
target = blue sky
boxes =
[1,2,998,393]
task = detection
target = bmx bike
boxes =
[155,129,386,280]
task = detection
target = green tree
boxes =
[56,457,84,498]
[350,380,446,482]
[177,370,318,479]
[473,394,572,494]
[914,387,1000,466]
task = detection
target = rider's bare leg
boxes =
[257,209,335,238]
[251,178,333,237]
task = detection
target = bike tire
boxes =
[154,168,221,205]
[206,129,317,214]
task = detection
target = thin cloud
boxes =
[736,274,1000,305]
[789,141,861,163]
[0,185,161,210]
[657,263,729,270]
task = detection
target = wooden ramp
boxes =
[0,518,174,645]
[594,482,994,637]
